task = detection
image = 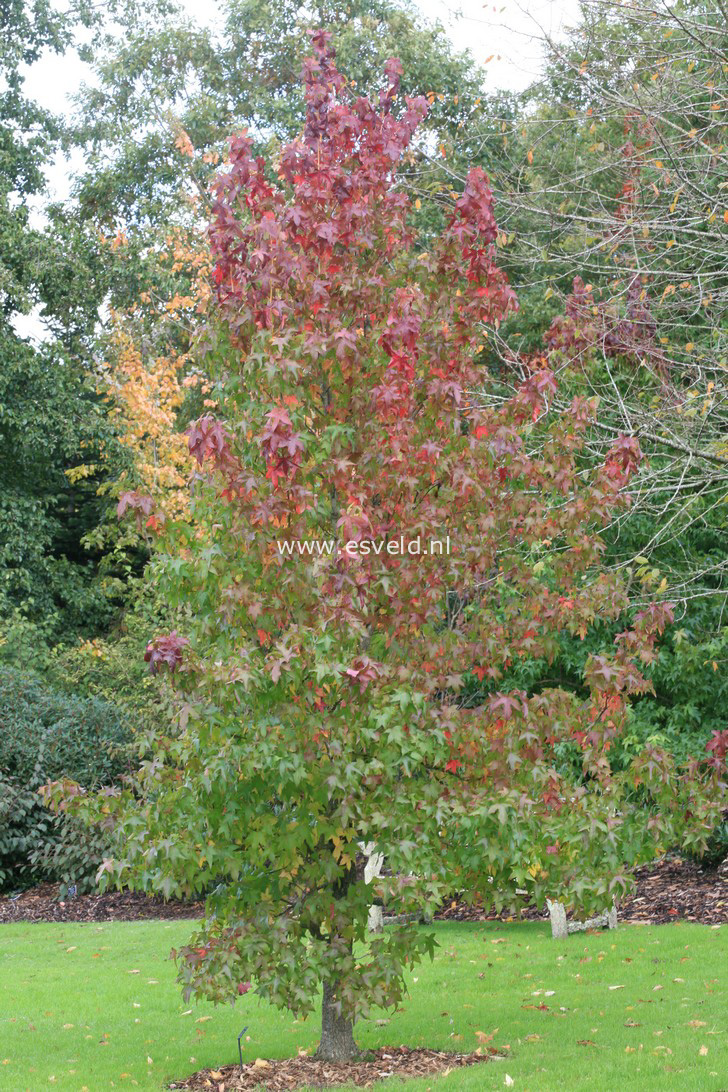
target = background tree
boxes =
[58,38,724,1063]
[0,0,121,649]
[78,225,213,579]
[456,0,728,771]
[489,0,727,598]
[70,0,503,281]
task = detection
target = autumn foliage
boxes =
[91,227,216,543]
[78,33,723,1061]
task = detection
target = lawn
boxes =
[0,919,726,1092]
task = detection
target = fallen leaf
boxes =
[688,1020,707,1028]
[699,1045,709,1056]
[609,985,625,991]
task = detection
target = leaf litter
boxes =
[169,1046,503,1091]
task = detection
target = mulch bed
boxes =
[618,856,727,924]
[168,1047,500,1091]
[1,856,725,926]
[436,856,727,927]
[0,882,204,924]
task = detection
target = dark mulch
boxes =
[436,899,542,924]
[2,855,725,926]
[169,1047,500,1091]
[619,856,727,924]
[0,882,203,924]
[435,856,728,927]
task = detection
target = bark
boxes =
[316,978,358,1061]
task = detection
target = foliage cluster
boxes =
[0,666,133,892]
[4,0,725,762]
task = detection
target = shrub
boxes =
[684,812,728,870]
[0,666,133,892]
[0,775,40,890]
[44,581,167,729]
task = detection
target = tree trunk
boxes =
[316,979,358,1061]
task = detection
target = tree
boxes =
[63,0,502,596]
[484,0,728,603]
[73,0,487,232]
[79,225,212,573]
[62,36,723,1062]
[0,0,123,647]
[458,0,728,768]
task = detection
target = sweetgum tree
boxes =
[77,34,723,1061]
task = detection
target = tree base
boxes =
[316,979,358,1061]
[313,1040,360,1063]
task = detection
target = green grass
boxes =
[1,920,726,1092]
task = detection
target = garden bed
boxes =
[2,856,725,926]
[0,882,203,923]
[437,856,728,927]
